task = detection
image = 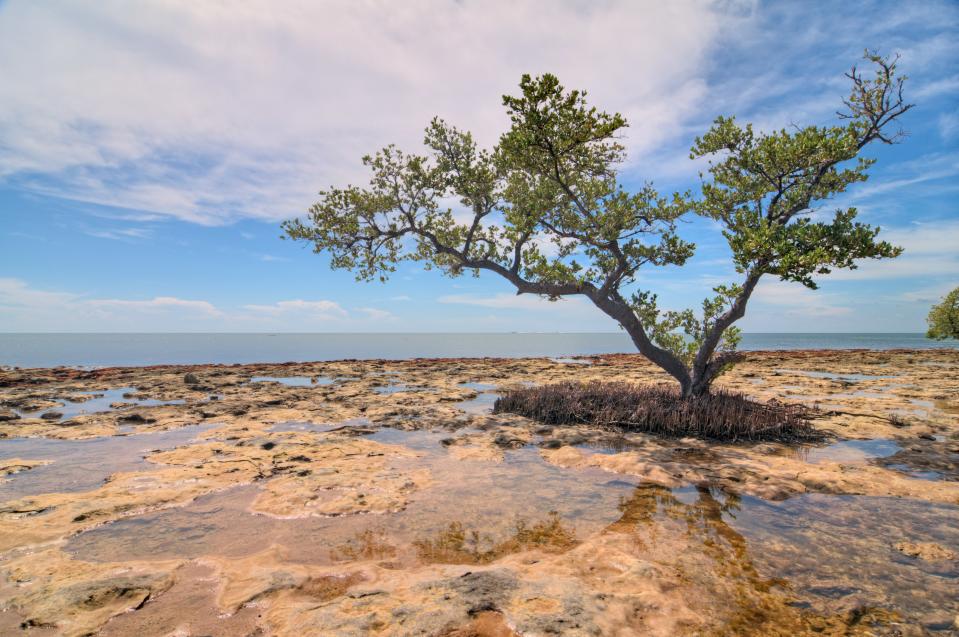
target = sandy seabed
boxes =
[0,349,957,636]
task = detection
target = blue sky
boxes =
[0,0,957,333]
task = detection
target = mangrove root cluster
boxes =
[494,381,818,441]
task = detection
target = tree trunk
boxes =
[589,291,694,395]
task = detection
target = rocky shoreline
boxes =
[0,349,957,635]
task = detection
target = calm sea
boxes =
[0,333,955,368]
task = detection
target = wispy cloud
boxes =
[0,279,412,331]
[86,296,221,317]
[939,110,959,141]
[84,227,152,241]
[0,278,222,330]
[823,219,959,281]
[243,299,348,320]
[750,280,852,318]
[358,307,395,321]
[0,0,734,226]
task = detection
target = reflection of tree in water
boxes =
[413,511,578,565]
[612,484,896,636]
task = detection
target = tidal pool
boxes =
[778,369,897,382]
[250,375,334,387]
[549,357,593,365]
[0,423,216,500]
[793,438,901,464]
[66,433,635,565]
[454,382,499,414]
[61,426,959,630]
[13,386,184,421]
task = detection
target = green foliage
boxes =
[284,52,912,396]
[926,287,959,340]
[630,286,742,367]
[283,73,693,295]
[689,52,910,291]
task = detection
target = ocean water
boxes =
[0,333,954,368]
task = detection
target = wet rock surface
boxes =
[0,349,957,635]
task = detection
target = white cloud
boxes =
[243,299,347,320]
[84,227,152,241]
[846,152,959,202]
[0,278,224,330]
[0,280,417,331]
[939,110,959,141]
[0,0,732,225]
[750,280,852,318]
[899,283,957,304]
[913,74,959,100]
[822,220,959,281]
[358,307,395,321]
[0,277,78,309]
[86,296,221,317]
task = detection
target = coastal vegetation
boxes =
[285,53,910,398]
[284,51,912,436]
[926,286,959,340]
[493,382,815,441]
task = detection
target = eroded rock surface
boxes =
[0,350,956,635]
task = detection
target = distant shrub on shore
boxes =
[494,381,817,442]
[926,286,959,341]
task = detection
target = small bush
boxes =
[493,381,817,442]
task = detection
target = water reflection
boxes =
[59,425,959,631]
[65,442,634,565]
[250,376,333,387]
[413,511,577,564]
[788,438,901,464]
[777,369,896,382]
[14,387,184,421]
[607,484,951,633]
[0,423,216,500]
[455,382,499,414]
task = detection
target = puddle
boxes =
[884,464,944,481]
[455,382,499,415]
[66,433,636,565]
[269,417,373,434]
[611,484,958,626]
[792,439,901,464]
[549,357,593,365]
[269,421,337,433]
[728,492,959,619]
[778,369,897,382]
[0,424,216,500]
[13,387,184,421]
[373,382,409,394]
[372,380,434,395]
[250,375,334,387]
[62,426,959,628]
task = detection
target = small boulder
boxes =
[117,413,156,424]
[894,541,956,561]
[40,411,63,420]
[492,433,525,448]
[184,372,200,385]
[0,409,20,422]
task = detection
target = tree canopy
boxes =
[284,52,912,396]
[926,287,959,340]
